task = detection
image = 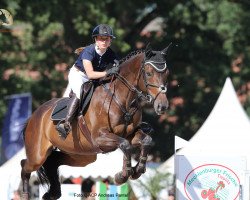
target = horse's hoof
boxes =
[129,165,146,180]
[42,192,61,200]
[129,166,141,180]
[42,193,50,200]
[114,172,128,185]
[127,167,134,177]
[20,159,26,167]
[21,192,29,200]
[137,166,146,174]
[130,172,142,180]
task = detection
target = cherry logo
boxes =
[201,181,225,200]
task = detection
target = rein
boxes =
[102,81,139,137]
[115,73,152,102]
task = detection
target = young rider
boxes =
[57,24,119,139]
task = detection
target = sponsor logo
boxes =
[0,9,13,27]
[184,164,240,200]
[0,9,14,32]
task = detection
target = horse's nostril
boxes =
[157,104,167,112]
[161,105,168,112]
[157,104,163,111]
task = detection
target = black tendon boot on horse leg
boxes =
[130,125,154,180]
[56,94,79,139]
[114,140,134,185]
[130,139,152,180]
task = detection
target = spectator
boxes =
[11,190,21,200]
[81,178,95,200]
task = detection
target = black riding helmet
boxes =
[92,24,116,39]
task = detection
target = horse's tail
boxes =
[36,150,61,187]
[36,164,50,187]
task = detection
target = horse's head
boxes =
[139,44,171,115]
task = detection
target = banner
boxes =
[175,155,246,200]
[39,182,129,200]
[1,93,32,164]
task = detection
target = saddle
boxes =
[51,81,94,121]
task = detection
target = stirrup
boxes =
[56,120,71,139]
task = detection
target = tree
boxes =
[133,169,172,200]
[0,0,249,161]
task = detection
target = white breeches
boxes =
[66,65,89,99]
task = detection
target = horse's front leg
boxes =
[113,153,133,185]
[95,129,133,185]
[130,124,153,180]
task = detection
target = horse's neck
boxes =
[120,54,144,85]
[115,54,144,105]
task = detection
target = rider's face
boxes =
[95,36,111,50]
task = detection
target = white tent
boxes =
[159,77,250,173]
[0,148,26,200]
[158,136,188,174]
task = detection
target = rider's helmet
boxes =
[92,24,116,39]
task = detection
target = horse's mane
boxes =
[119,49,145,64]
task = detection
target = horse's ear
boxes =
[161,42,173,55]
[145,43,152,58]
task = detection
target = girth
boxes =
[77,115,103,154]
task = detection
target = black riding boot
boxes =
[56,94,79,139]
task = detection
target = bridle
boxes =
[140,59,168,104]
[106,53,168,105]
[101,52,168,134]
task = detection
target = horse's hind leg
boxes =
[38,151,62,200]
[20,159,31,200]
[39,151,97,200]
[21,150,52,200]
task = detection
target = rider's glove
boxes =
[106,60,120,77]
[106,66,119,77]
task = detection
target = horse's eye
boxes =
[146,72,153,77]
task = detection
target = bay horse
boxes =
[20,44,171,199]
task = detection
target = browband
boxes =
[144,61,167,72]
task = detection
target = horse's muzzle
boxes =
[152,91,169,115]
[155,103,168,115]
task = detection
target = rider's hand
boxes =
[106,67,119,77]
